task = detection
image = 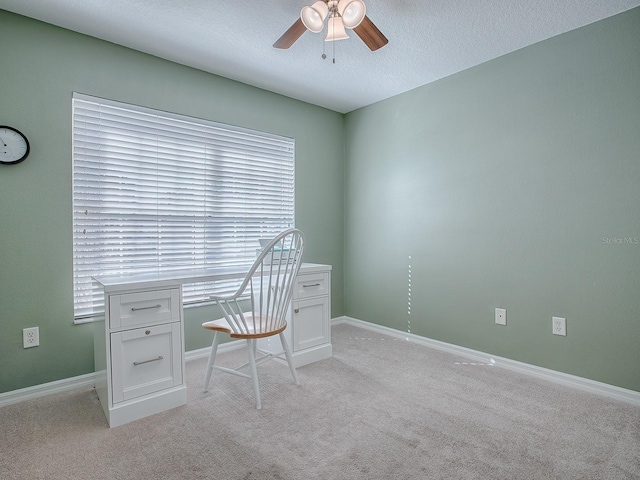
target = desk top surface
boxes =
[93,263,331,293]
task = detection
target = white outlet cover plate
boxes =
[23,327,40,348]
[552,316,566,336]
[495,308,507,326]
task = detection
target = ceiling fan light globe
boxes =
[338,0,366,29]
[325,16,349,42]
[301,2,329,33]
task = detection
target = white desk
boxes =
[92,263,331,428]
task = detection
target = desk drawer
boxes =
[110,322,183,404]
[109,288,180,329]
[294,272,329,300]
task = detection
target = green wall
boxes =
[344,8,640,391]
[2,7,639,396]
[0,10,344,393]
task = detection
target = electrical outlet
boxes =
[495,308,506,326]
[23,327,40,348]
[552,317,566,336]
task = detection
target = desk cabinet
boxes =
[260,265,332,367]
[94,285,187,428]
[293,271,331,354]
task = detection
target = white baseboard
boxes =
[184,338,245,362]
[333,316,640,407]
[0,372,97,408]
[0,340,245,409]
[3,318,638,409]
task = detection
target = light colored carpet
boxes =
[1,323,639,479]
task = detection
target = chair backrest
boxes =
[213,229,305,336]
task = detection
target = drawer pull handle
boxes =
[302,283,321,288]
[133,355,164,366]
[131,304,162,312]
[294,308,300,314]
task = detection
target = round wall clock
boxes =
[0,126,30,165]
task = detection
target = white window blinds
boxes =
[72,93,295,320]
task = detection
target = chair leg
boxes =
[203,332,220,392]
[279,332,299,386]
[247,339,262,409]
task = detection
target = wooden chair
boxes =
[202,228,305,409]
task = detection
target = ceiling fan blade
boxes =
[353,16,388,51]
[273,18,307,49]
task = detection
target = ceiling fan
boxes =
[273,0,388,51]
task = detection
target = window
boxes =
[72,93,295,321]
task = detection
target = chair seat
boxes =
[202,314,287,339]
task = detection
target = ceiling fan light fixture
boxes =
[275,0,386,52]
[325,15,349,42]
[301,1,329,33]
[338,0,366,29]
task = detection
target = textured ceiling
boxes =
[2,0,639,113]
